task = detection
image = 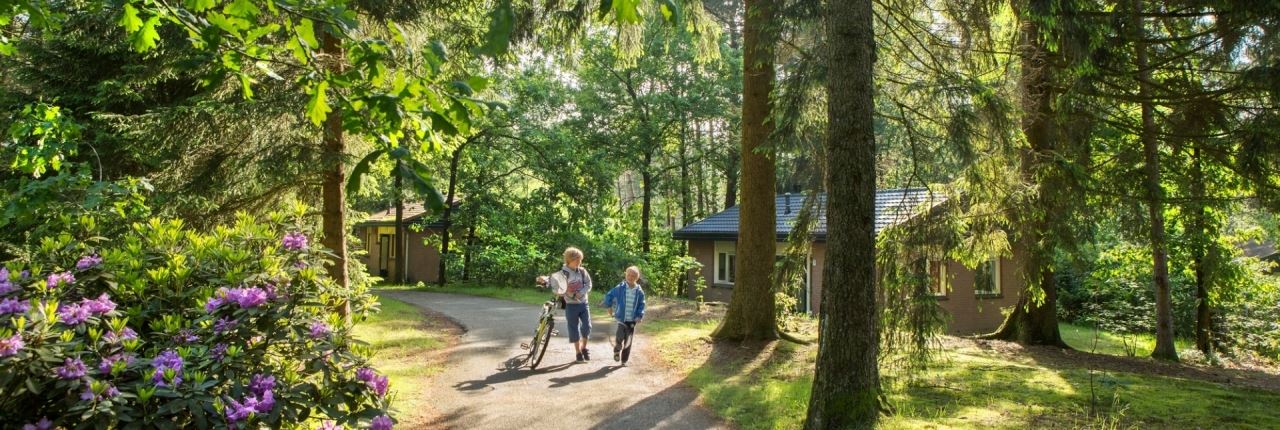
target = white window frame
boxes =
[714,241,736,285]
[975,258,1001,296]
[931,260,950,297]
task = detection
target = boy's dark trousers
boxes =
[614,321,637,363]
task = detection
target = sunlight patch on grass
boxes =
[1060,323,1195,358]
[353,293,452,424]
[647,320,1280,429]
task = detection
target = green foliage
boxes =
[5,103,82,178]
[0,209,391,428]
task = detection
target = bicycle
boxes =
[521,294,560,370]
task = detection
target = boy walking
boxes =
[602,266,646,366]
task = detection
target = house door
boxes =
[378,234,391,277]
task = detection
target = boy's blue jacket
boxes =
[601,282,646,323]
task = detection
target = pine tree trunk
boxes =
[725,150,739,209]
[320,30,350,319]
[1191,146,1212,354]
[696,121,707,218]
[680,117,693,227]
[712,0,778,341]
[1133,0,1178,362]
[438,142,466,286]
[394,160,407,285]
[805,0,879,426]
[642,150,654,255]
[987,0,1066,347]
[724,1,742,212]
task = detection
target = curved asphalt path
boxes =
[381,291,727,430]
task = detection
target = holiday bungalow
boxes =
[672,189,1024,335]
[354,202,456,284]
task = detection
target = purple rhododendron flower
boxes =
[227,287,268,308]
[82,294,116,315]
[98,353,134,375]
[0,268,13,295]
[22,417,52,430]
[1,334,25,357]
[80,383,121,402]
[371,415,393,430]
[318,420,341,430]
[58,303,91,325]
[212,343,229,361]
[45,271,75,288]
[174,329,199,344]
[75,254,103,270]
[356,367,376,383]
[308,321,331,339]
[282,232,309,251]
[214,317,237,333]
[249,374,275,396]
[105,327,138,344]
[54,357,87,379]
[293,260,309,269]
[0,297,28,315]
[151,350,184,388]
[205,289,227,312]
[370,375,390,397]
[224,376,277,423]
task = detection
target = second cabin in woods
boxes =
[354,202,455,284]
[673,189,1023,335]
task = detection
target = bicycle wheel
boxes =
[528,315,554,369]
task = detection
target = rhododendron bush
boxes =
[0,211,392,429]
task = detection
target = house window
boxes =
[931,261,949,297]
[715,241,736,285]
[975,258,1001,296]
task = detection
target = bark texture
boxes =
[712,0,778,341]
[987,0,1066,347]
[394,160,407,285]
[320,30,350,318]
[439,141,467,286]
[1191,146,1213,354]
[804,0,880,427]
[1133,0,1178,362]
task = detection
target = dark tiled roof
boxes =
[1240,240,1278,259]
[356,200,460,228]
[672,188,946,241]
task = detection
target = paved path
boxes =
[381,291,727,430]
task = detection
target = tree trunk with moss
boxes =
[712,0,778,341]
[804,0,880,427]
[987,0,1066,347]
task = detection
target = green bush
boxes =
[0,210,393,429]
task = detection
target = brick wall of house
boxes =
[933,256,1022,335]
[405,229,441,284]
[686,240,734,302]
[357,226,441,284]
[683,238,1022,335]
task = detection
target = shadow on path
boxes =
[591,340,765,429]
[455,359,575,391]
[548,365,621,388]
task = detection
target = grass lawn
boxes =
[650,319,1280,430]
[1060,323,1196,358]
[353,292,459,426]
